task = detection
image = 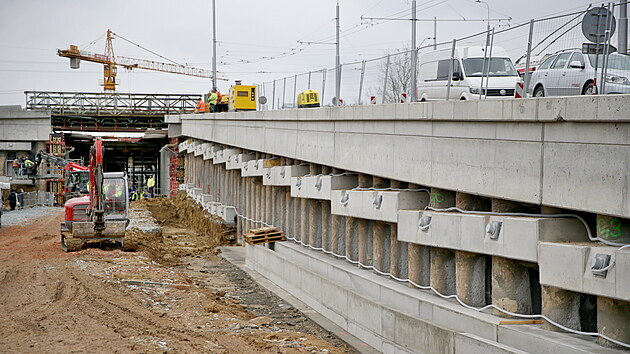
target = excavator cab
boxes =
[61,172,131,252]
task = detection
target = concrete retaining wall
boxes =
[178,95,630,219]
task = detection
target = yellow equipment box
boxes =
[297,89,320,108]
[229,84,257,112]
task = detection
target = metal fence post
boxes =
[524,19,534,98]
[293,74,298,107]
[358,60,366,105]
[601,2,615,94]
[484,28,495,100]
[272,80,276,110]
[282,77,287,109]
[382,54,390,104]
[446,39,456,100]
[321,68,327,103]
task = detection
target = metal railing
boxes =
[258,1,628,106]
[25,91,202,117]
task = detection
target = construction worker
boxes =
[208,89,219,112]
[11,160,19,177]
[8,189,17,211]
[195,98,206,114]
[104,182,123,212]
[147,175,155,198]
[23,158,35,175]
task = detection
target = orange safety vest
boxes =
[196,99,206,113]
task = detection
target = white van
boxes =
[418,46,520,101]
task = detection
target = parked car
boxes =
[418,46,521,101]
[528,49,630,96]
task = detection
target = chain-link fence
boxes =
[17,191,55,208]
[257,1,629,108]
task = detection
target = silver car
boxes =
[529,50,630,97]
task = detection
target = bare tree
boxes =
[376,50,414,103]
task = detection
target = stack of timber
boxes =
[244,227,285,245]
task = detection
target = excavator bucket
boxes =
[71,220,127,238]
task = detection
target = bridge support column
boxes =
[293,196,301,242]
[389,180,408,280]
[597,297,630,348]
[407,184,430,287]
[284,159,294,238]
[307,164,323,248]
[358,174,372,267]
[455,192,489,307]
[321,166,332,251]
[430,188,456,295]
[372,176,390,273]
[541,286,581,332]
[265,183,272,225]
[491,198,536,317]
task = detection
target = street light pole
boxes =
[476,0,490,46]
[411,0,417,102]
[212,0,217,91]
[335,0,341,106]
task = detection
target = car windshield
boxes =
[462,58,519,77]
[586,53,630,71]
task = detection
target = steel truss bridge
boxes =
[25,91,201,131]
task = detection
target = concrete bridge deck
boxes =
[168,94,630,353]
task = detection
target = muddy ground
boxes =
[0,196,352,353]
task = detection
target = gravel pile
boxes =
[1,206,62,227]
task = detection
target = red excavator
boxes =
[60,138,133,251]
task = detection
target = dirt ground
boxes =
[0,197,353,353]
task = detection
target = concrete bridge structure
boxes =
[167,94,630,353]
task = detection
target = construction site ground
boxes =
[0,197,353,353]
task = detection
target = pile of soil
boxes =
[128,192,235,264]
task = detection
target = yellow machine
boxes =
[228,81,257,112]
[297,89,320,108]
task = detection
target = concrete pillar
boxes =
[597,214,630,244]
[407,183,430,287]
[428,188,457,295]
[345,215,359,261]
[389,223,408,279]
[308,199,322,248]
[541,286,581,332]
[294,197,303,242]
[372,176,389,272]
[430,248,456,295]
[455,251,486,307]
[265,185,272,225]
[321,201,331,251]
[300,195,310,244]
[491,256,533,315]
[271,186,278,227]
[456,192,490,211]
[358,174,372,267]
[254,179,262,229]
[372,221,390,273]
[454,192,488,307]
[597,297,630,348]
[284,189,295,237]
[491,198,535,316]
[491,199,523,213]
[430,187,455,209]
[332,214,346,256]
[389,180,407,279]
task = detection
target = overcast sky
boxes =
[0,0,611,106]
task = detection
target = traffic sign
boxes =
[582,7,616,44]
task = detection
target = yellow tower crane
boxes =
[58,30,225,91]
